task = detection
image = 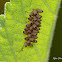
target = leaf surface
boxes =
[0,0,61,62]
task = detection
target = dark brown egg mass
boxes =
[23,9,43,47]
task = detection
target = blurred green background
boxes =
[0,0,62,62]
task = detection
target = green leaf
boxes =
[0,0,61,62]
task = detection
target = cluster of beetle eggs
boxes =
[23,9,43,47]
